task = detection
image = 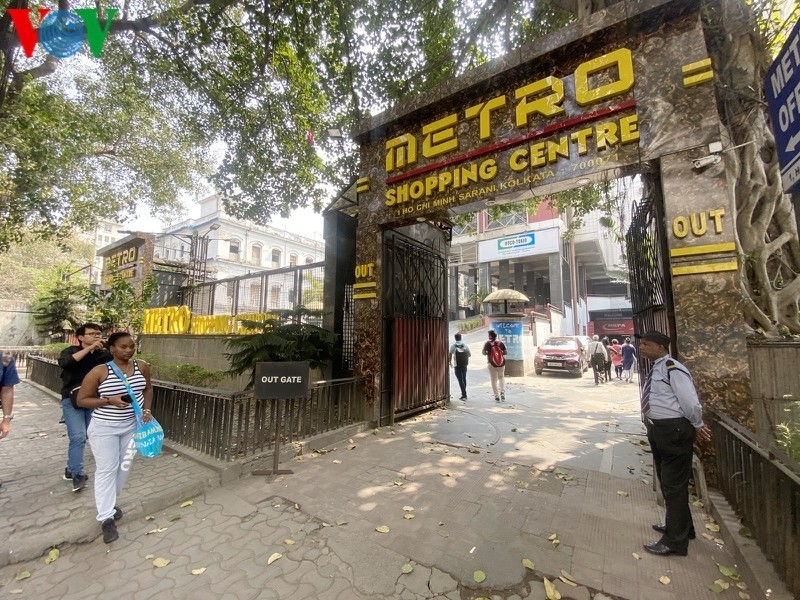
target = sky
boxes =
[125,194,326,240]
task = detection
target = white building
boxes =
[156,194,324,281]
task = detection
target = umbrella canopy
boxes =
[483,289,529,314]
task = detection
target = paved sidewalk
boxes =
[0,369,781,599]
[0,380,220,567]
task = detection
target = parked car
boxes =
[534,337,585,376]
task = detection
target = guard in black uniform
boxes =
[636,330,712,557]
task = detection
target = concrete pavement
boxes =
[0,336,790,599]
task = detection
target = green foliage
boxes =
[225,305,336,388]
[31,271,89,340]
[466,287,488,313]
[775,400,800,462]
[85,274,159,336]
[36,343,71,360]
[455,317,484,333]
[137,353,226,388]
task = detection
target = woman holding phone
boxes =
[77,331,153,544]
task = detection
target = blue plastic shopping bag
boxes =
[133,417,164,458]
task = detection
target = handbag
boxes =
[68,386,82,410]
[107,361,164,459]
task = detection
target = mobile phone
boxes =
[120,394,133,404]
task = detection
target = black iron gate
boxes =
[625,173,676,365]
[381,227,449,425]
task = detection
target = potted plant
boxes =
[225,305,336,389]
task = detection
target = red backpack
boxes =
[488,340,505,367]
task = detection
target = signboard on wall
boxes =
[254,361,309,399]
[478,228,559,262]
[764,17,800,194]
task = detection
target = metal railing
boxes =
[26,356,367,463]
[712,411,800,596]
[1,347,44,371]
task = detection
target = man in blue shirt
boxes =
[0,352,21,441]
[637,330,711,557]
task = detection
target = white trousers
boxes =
[87,418,137,522]
[488,364,506,398]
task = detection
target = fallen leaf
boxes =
[522,558,535,570]
[617,491,629,497]
[191,567,206,575]
[736,582,748,591]
[714,537,725,545]
[543,577,561,599]
[403,514,415,520]
[393,480,404,486]
[632,553,641,560]
[15,571,31,581]
[44,548,60,564]
[705,523,720,532]
[180,500,193,508]
[659,575,671,585]
[713,579,730,590]
[8,589,23,594]
[401,564,413,574]
[348,438,354,444]
[267,552,282,565]
[332,460,342,464]
[548,533,558,541]
[284,539,295,545]
[702,532,715,541]
[153,557,171,568]
[709,582,725,593]
[559,576,577,587]
[146,527,168,534]
[172,453,178,457]
[719,565,740,579]
[440,472,452,477]
[560,570,575,582]
[692,500,704,508]
[145,554,154,560]
[336,520,348,526]
[321,522,332,527]
[473,570,486,583]
[739,593,750,600]
[168,514,182,522]
[144,515,155,521]
[438,530,449,538]
[294,503,300,510]
[402,506,414,511]
[552,539,560,547]
[375,525,390,533]
[739,526,753,538]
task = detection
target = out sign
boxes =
[672,208,725,239]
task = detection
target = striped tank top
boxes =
[93,360,146,423]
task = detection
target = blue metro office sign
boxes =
[765,17,800,194]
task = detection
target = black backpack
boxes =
[454,343,469,367]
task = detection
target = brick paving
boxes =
[0,367,784,599]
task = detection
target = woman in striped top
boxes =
[77,331,153,544]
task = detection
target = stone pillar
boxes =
[514,263,525,297]
[660,150,749,420]
[498,260,510,289]
[526,270,536,304]
[548,254,563,309]
[449,266,459,321]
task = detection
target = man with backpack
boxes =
[482,329,507,402]
[449,333,471,401]
[587,335,609,386]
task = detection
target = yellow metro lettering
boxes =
[575,48,634,106]
[515,76,565,127]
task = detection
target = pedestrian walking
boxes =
[0,352,20,441]
[621,337,636,382]
[449,333,471,400]
[637,330,711,557]
[586,335,608,385]
[601,337,613,382]
[58,323,111,492]
[610,338,623,379]
[482,329,507,402]
[77,331,154,544]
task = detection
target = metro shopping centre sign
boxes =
[359,7,721,223]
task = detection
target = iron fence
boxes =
[712,411,800,596]
[26,356,367,462]
[188,262,324,318]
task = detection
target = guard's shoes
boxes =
[652,523,696,539]
[643,541,687,556]
[102,518,119,544]
[72,474,89,492]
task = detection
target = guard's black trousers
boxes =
[646,417,696,552]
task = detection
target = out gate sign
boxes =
[765,17,800,194]
[254,362,309,399]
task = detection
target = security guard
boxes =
[636,330,711,557]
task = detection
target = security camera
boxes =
[692,155,721,169]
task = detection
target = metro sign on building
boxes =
[765,17,800,194]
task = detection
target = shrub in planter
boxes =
[225,306,336,389]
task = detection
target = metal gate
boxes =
[381,228,449,425]
[625,173,676,363]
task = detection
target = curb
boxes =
[707,490,793,600]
